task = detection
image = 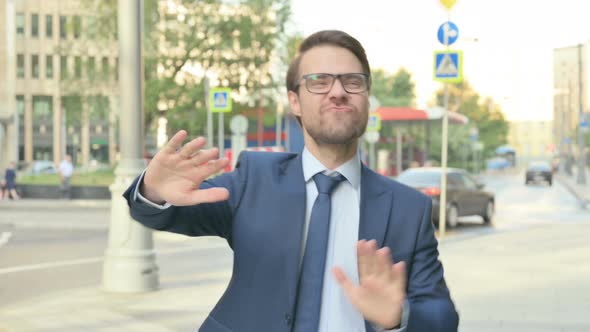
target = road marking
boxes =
[0,243,227,275]
[0,232,13,248]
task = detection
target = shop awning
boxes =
[375,106,469,125]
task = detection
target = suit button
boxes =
[284,313,293,325]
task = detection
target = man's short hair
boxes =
[286,30,371,94]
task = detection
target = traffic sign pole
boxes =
[205,77,213,147]
[219,110,224,158]
[436,18,460,240]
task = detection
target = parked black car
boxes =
[525,161,552,186]
[397,167,495,228]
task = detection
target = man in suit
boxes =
[124,30,458,332]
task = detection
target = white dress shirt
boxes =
[135,149,408,331]
[301,148,406,332]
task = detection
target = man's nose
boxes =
[327,78,348,98]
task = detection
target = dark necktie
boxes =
[293,172,346,332]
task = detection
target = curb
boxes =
[0,199,111,210]
[555,175,590,209]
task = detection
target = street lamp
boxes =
[156,99,168,149]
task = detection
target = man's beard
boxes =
[304,116,367,145]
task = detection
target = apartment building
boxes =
[0,0,119,169]
[507,120,554,162]
[553,42,590,160]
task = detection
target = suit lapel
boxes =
[278,154,307,306]
[359,165,392,248]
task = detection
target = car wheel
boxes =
[483,200,494,224]
[446,204,459,229]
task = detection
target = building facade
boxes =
[0,0,120,170]
[507,120,554,163]
[553,43,590,161]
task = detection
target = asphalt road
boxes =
[0,169,587,312]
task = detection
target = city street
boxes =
[0,169,589,331]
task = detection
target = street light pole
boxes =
[103,0,159,292]
[576,43,586,185]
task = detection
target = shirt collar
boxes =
[302,147,361,189]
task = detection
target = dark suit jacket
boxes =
[124,151,459,332]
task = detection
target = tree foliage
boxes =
[75,0,292,141]
[434,81,510,163]
[370,68,415,107]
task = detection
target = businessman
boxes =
[124,30,459,332]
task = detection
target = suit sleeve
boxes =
[122,153,249,245]
[406,198,459,332]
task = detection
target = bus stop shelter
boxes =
[374,106,469,175]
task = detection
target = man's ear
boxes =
[287,90,302,117]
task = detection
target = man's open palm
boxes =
[333,239,407,329]
[142,130,230,206]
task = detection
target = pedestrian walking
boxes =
[58,154,74,199]
[4,162,20,200]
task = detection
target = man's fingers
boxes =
[164,130,188,153]
[332,267,356,296]
[357,239,369,276]
[193,158,229,178]
[376,246,392,277]
[178,136,207,160]
[364,240,378,275]
[392,261,407,290]
[188,187,230,205]
[189,148,221,167]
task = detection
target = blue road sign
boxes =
[367,113,381,132]
[434,50,462,82]
[209,88,232,112]
[581,113,590,130]
[437,21,459,46]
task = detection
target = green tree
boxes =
[370,68,415,107]
[75,0,292,140]
[433,81,510,166]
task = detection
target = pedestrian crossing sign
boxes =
[209,88,232,113]
[367,113,381,132]
[434,50,463,83]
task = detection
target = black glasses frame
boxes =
[295,73,370,94]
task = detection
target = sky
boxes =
[289,0,590,122]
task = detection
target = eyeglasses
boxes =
[295,73,370,94]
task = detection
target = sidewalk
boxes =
[554,167,590,207]
[1,221,589,332]
[0,198,111,210]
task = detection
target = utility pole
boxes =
[577,43,586,185]
[103,0,159,292]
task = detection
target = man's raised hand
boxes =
[142,130,230,206]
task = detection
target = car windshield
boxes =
[528,162,550,171]
[397,170,441,187]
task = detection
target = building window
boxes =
[87,16,97,39]
[60,15,67,39]
[17,54,25,78]
[46,55,54,79]
[101,57,109,79]
[86,57,96,78]
[60,55,68,80]
[73,15,81,39]
[33,96,53,122]
[32,55,39,78]
[16,13,25,37]
[115,57,119,81]
[74,56,82,78]
[46,15,53,38]
[31,14,39,37]
[16,96,25,160]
